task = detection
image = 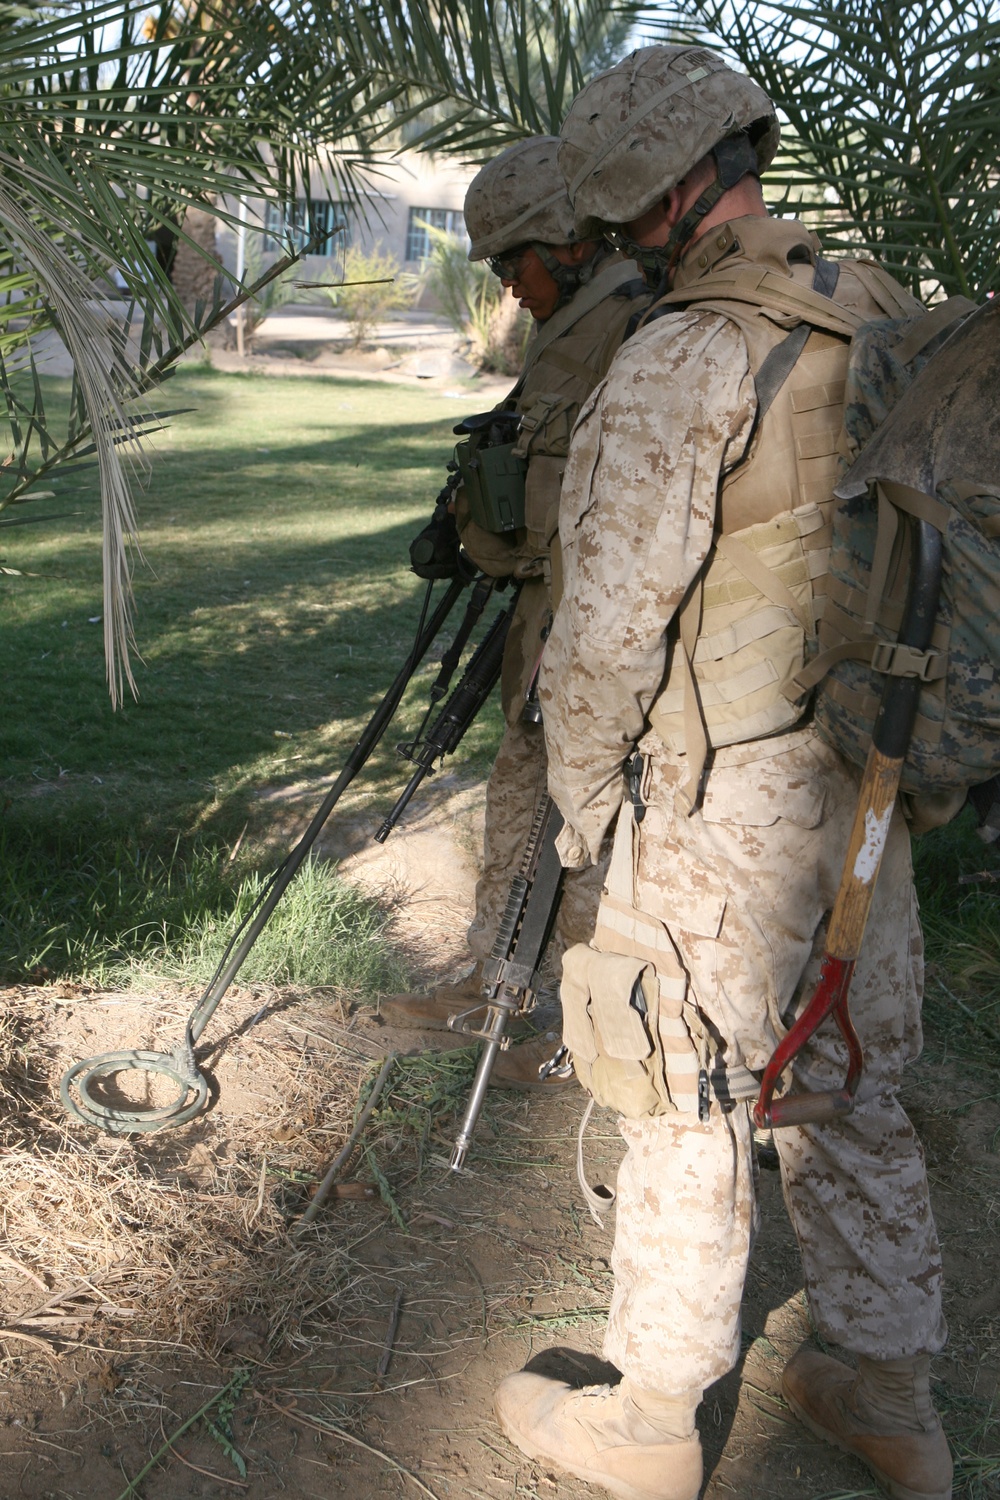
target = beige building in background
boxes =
[216,150,479,308]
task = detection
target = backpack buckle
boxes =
[871,640,944,682]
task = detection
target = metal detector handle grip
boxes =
[754,516,943,1130]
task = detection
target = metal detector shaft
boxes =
[60,572,494,1135]
[186,574,473,1040]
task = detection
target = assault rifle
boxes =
[449,792,569,1170]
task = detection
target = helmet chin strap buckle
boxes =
[610,130,760,287]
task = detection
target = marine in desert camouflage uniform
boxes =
[493,47,952,1500]
[384,137,648,1086]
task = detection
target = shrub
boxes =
[316,243,418,348]
[422,225,530,375]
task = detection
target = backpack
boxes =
[797,296,1000,798]
[657,261,997,811]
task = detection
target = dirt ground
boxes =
[2,779,999,1500]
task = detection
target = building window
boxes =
[405,207,466,263]
[264,199,350,253]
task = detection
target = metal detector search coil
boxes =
[58,569,514,1139]
[60,1041,209,1134]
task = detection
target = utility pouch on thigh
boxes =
[562,799,710,1119]
[562,946,669,1118]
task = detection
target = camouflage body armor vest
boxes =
[644,222,920,785]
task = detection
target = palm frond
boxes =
[327,0,642,156]
[0,0,373,699]
[641,0,1000,300]
[0,179,146,703]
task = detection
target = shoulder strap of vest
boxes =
[648,264,866,339]
[510,257,644,400]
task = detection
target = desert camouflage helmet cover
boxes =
[465,136,579,261]
[559,45,779,234]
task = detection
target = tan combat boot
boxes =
[489,1032,574,1091]
[494,1370,702,1500]
[782,1348,953,1500]
[380,966,488,1032]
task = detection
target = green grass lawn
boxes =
[1,366,506,985]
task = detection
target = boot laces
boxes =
[578,1382,617,1400]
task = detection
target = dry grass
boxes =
[0,984,402,1364]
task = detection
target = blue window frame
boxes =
[264,199,350,253]
[405,207,466,262]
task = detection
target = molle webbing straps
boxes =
[660,256,843,811]
[567,52,719,202]
[715,533,812,632]
[650,264,865,338]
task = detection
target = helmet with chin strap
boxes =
[465,136,600,308]
[559,45,778,277]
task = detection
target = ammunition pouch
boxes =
[453,409,527,536]
[562,947,681,1118]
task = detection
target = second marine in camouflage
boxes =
[384,136,648,1085]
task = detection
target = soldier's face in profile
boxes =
[500,246,561,321]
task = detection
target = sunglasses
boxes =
[486,243,532,280]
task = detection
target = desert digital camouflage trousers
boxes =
[596,726,946,1394]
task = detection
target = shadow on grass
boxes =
[1,371,509,983]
